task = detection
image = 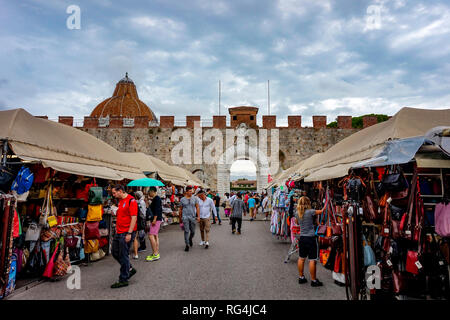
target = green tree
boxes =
[327,114,389,128]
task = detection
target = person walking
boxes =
[179,186,200,252]
[248,194,256,221]
[132,191,147,260]
[262,194,270,221]
[230,192,246,235]
[145,187,163,262]
[212,193,222,225]
[110,185,138,289]
[196,190,217,249]
[296,196,327,287]
[224,193,231,218]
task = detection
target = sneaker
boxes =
[212,221,216,224]
[137,248,147,252]
[205,242,209,249]
[146,254,160,262]
[311,279,323,287]
[132,255,139,260]
[232,229,236,234]
[237,231,241,235]
[263,217,267,221]
[199,241,205,246]
[298,277,307,284]
[185,245,189,252]
[128,268,137,279]
[219,222,222,225]
[111,281,129,289]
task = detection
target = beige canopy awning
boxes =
[0,109,144,180]
[296,107,450,182]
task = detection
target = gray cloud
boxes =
[0,0,449,125]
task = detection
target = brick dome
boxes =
[90,73,157,121]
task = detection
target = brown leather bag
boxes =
[401,168,418,240]
[392,270,408,294]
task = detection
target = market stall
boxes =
[0,109,147,299]
[282,107,450,300]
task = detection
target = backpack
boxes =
[11,166,34,195]
[137,200,146,231]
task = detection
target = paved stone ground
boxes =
[10,214,346,300]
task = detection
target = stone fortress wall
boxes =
[35,113,380,191]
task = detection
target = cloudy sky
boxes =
[1,0,450,128]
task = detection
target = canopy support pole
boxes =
[1,139,8,166]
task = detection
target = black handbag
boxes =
[390,204,404,221]
[382,167,408,192]
[0,165,14,189]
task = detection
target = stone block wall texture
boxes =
[262,116,277,129]
[363,116,378,128]
[83,116,97,128]
[134,116,149,128]
[81,126,358,190]
[213,116,226,129]
[186,116,201,128]
[288,116,302,128]
[337,116,352,129]
[58,116,73,126]
[160,116,174,128]
[313,116,327,128]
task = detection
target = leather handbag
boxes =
[87,204,103,222]
[401,168,419,240]
[392,270,408,294]
[363,236,376,266]
[84,239,99,254]
[25,222,42,241]
[381,166,408,192]
[42,243,59,278]
[390,204,404,221]
[435,202,450,237]
[391,219,402,240]
[84,221,100,240]
[99,228,109,237]
[406,250,421,275]
[88,187,103,205]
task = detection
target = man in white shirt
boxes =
[196,190,217,249]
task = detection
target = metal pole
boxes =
[267,80,270,115]
[219,80,221,116]
[1,139,8,166]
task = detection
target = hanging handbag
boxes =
[392,270,408,294]
[99,228,109,237]
[88,186,103,205]
[0,165,14,188]
[86,204,103,222]
[406,230,423,275]
[25,222,42,241]
[363,236,376,266]
[84,221,100,240]
[401,168,418,240]
[42,242,59,278]
[435,202,450,237]
[84,239,99,254]
[381,204,390,237]
[381,166,408,192]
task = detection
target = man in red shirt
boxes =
[111,185,138,288]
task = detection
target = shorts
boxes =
[298,236,319,261]
[149,221,162,235]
